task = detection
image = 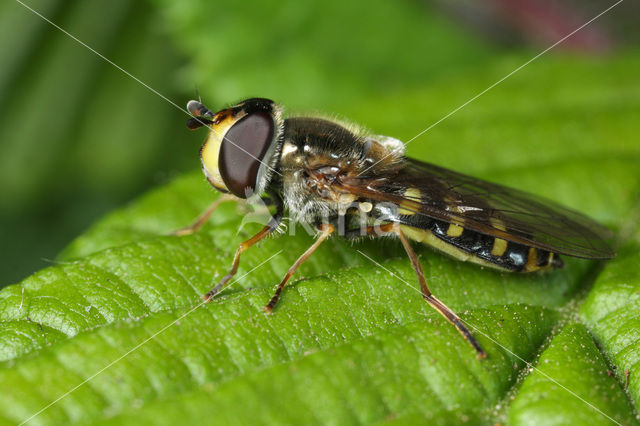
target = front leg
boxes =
[202,197,283,302]
[172,194,237,236]
[263,223,335,312]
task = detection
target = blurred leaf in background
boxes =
[154,0,494,107]
[1,0,640,424]
[0,0,195,286]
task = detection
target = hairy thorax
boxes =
[277,117,405,224]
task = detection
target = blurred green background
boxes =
[0,0,637,286]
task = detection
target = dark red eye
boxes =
[219,112,275,197]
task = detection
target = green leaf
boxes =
[581,230,640,412]
[508,323,636,425]
[2,1,640,424]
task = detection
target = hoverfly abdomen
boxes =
[403,217,564,273]
[532,249,564,270]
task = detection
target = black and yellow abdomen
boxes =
[401,220,563,272]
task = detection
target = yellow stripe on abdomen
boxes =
[400,225,511,271]
[400,222,561,273]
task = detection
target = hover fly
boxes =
[180,97,615,358]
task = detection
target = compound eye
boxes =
[219,112,275,198]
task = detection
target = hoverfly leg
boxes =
[394,225,487,359]
[202,218,281,302]
[202,199,283,302]
[172,194,237,236]
[342,223,395,239]
[263,224,335,313]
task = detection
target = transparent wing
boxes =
[341,158,615,259]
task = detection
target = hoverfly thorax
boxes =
[276,117,406,223]
[187,98,285,198]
